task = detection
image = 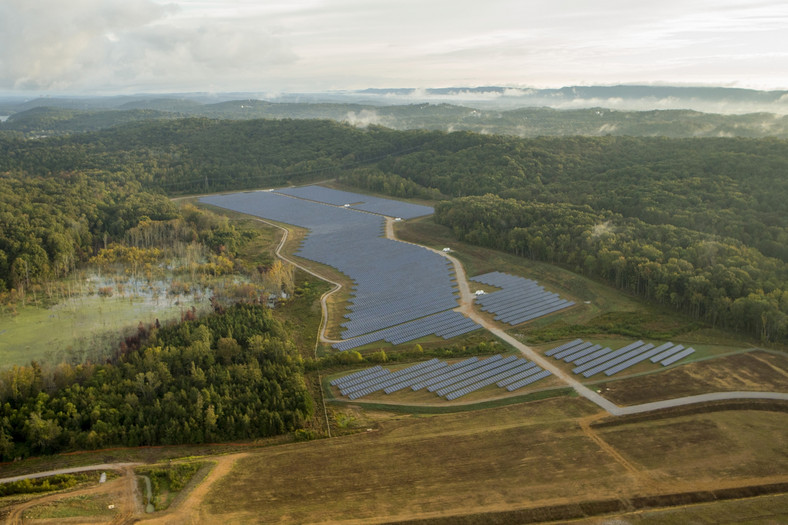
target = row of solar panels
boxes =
[332,310,480,351]
[470,272,575,325]
[545,338,696,377]
[275,185,434,220]
[200,190,482,346]
[331,354,552,400]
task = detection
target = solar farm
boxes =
[330,354,552,401]
[201,186,483,349]
[544,338,696,378]
[471,271,575,325]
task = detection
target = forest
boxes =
[434,195,788,342]
[0,304,313,460]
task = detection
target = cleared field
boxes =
[203,397,788,524]
[597,350,788,405]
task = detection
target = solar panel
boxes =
[506,370,552,391]
[563,344,603,363]
[580,343,655,378]
[469,272,573,325]
[437,358,527,397]
[444,363,534,400]
[201,190,481,349]
[496,363,540,386]
[660,347,695,366]
[275,185,434,219]
[410,357,484,390]
[572,341,646,374]
[428,355,513,393]
[603,342,675,376]
[330,365,384,386]
[342,359,440,396]
[650,344,684,363]
[572,347,612,366]
[553,341,594,360]
[544,338,584,357]
[336,368,390,391]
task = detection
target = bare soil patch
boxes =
[200,398,788,524]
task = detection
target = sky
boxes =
[1,0,787,95]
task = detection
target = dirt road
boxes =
[0,463,141,485]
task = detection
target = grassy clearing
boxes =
[202,397,788,524]
[21,493,117,520]
[0,279,210,368]
[135,462,204,511]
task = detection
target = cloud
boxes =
[343,109,393,128]
[0,0,296,92]
[1,0,787,93]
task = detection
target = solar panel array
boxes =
[275,185,434,219]
[470,271,575,325]
[543,339,696,377]
[332,354,552,401]
[333,310,479,351]
[200,190,482,349]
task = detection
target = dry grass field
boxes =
[199,396,788,524]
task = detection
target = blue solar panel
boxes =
[275,185,434,219]
[650,344,684,363]
[553,341,594,360]
[506,370,552,391]
[572,341,646,374]
[469,272,573,325]
[580,343,655,378]
[444,362,533,400]
[563,344,602,363]
[330,366,384,386]
[660,347,695,366]
[411,357,485,390]
[496,364,541,387]
[201,190,481,349]
[603,342,674,376]
[436,358,524,397]
[544,339,584,357]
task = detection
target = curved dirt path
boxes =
[135,453,247,525]
[250,217,344,346]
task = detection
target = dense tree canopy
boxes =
[435,195,788,342]
[0,304,313,459]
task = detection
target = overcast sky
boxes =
[1,0,787,94]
